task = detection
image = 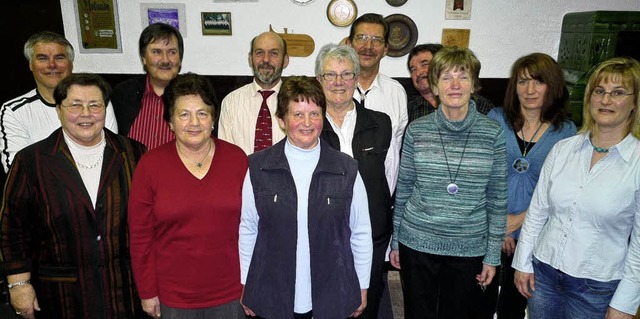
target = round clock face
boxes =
[327,0,357,27]
[292,0,315,4]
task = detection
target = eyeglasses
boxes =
[353,34,385,47]
[61,102,105,114]
[591,88,634,100]
[320,72,357,82]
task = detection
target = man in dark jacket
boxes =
[110,22,184,150]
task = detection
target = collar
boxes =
[579,132,639,163]
[435,99,478,132]
[251,78,283,97]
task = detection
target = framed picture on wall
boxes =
[201,12,232,35]
[140,3,187,36]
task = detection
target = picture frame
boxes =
[201,12,232,35]
[140,3,187,36]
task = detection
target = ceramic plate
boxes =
[383,14,418,57]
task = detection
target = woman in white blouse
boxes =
[512,57,640,319]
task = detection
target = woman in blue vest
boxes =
[239,75,373,319]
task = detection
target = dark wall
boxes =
[2,2,64,105]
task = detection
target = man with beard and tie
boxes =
[218,31,289,155]
[407,43,494,125]
[111,23,184,150]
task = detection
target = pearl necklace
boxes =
[177,140,212,168]
[75,154,103,169]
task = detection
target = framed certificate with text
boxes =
[74,0,122,53]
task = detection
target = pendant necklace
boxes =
[177,139,212,168]
[438,127,471,195]
[512,122,543,174]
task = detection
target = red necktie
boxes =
[254,90,275,152]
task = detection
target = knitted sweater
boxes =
[391,102,507,266]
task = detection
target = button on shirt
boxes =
[512,133,640,315]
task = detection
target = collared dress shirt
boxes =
[512,132,640,315]
[219,79,286,155]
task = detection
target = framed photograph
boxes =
[201,12,232,35]
[445,0,472,20]
[140,3,187,36]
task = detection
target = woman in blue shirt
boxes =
[481,53,576,319]
[513,57,640,318]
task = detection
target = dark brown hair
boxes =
[276,76,326,119]
[162,72,219,123]
[503,53,569,131]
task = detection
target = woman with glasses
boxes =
[513,57,640,318]
[316,43,394,319]
[390,46,507,319]
[0,73,146,318]
[480,53,576,319]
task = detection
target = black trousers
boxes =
[477,247,528,319]
[358,235,391,319]
[399,244,484,319]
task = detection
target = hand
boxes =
[240,285,257,317]
[605,306,633,319]
[141,296,161,319]
[514,270,535,298]
[475,264,496,288]
[502,236,517,256]
[389,249,401,269]
[506,211,526,236]
[349,289,367,318]
[9,285,40,319]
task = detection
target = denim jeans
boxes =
[529,257,619,319]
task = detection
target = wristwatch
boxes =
[327,0,357,27]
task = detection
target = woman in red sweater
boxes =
[128,72,248,319]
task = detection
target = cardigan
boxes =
[392,101,507,266]
[487,107,576,239]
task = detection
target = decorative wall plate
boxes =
[327,0,358,27]
[386,0,408,7]
[383,14,418,57]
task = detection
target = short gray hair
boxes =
[314,43,360,77]
[23,31,74,64]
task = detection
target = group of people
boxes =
[0,11,638,319]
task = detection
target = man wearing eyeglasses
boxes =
[346,13,405,319]
[0,31,118,175]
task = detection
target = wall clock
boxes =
[327,0,357,27]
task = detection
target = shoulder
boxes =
[377,74,406,91]
[214,138,248,160]
[1,89,41,113]
[112,76,145,95]
[105,130,147,153]
[222,83,254,101]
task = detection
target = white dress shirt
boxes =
[512,132,640,315]
[218,79,286,155]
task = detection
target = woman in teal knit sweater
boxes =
[390,46,507,319]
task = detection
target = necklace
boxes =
[177,139,212,168]
[438,127,471,195]
[590,136,609,153]
[75,155,103,169]
[520,122,543,157]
